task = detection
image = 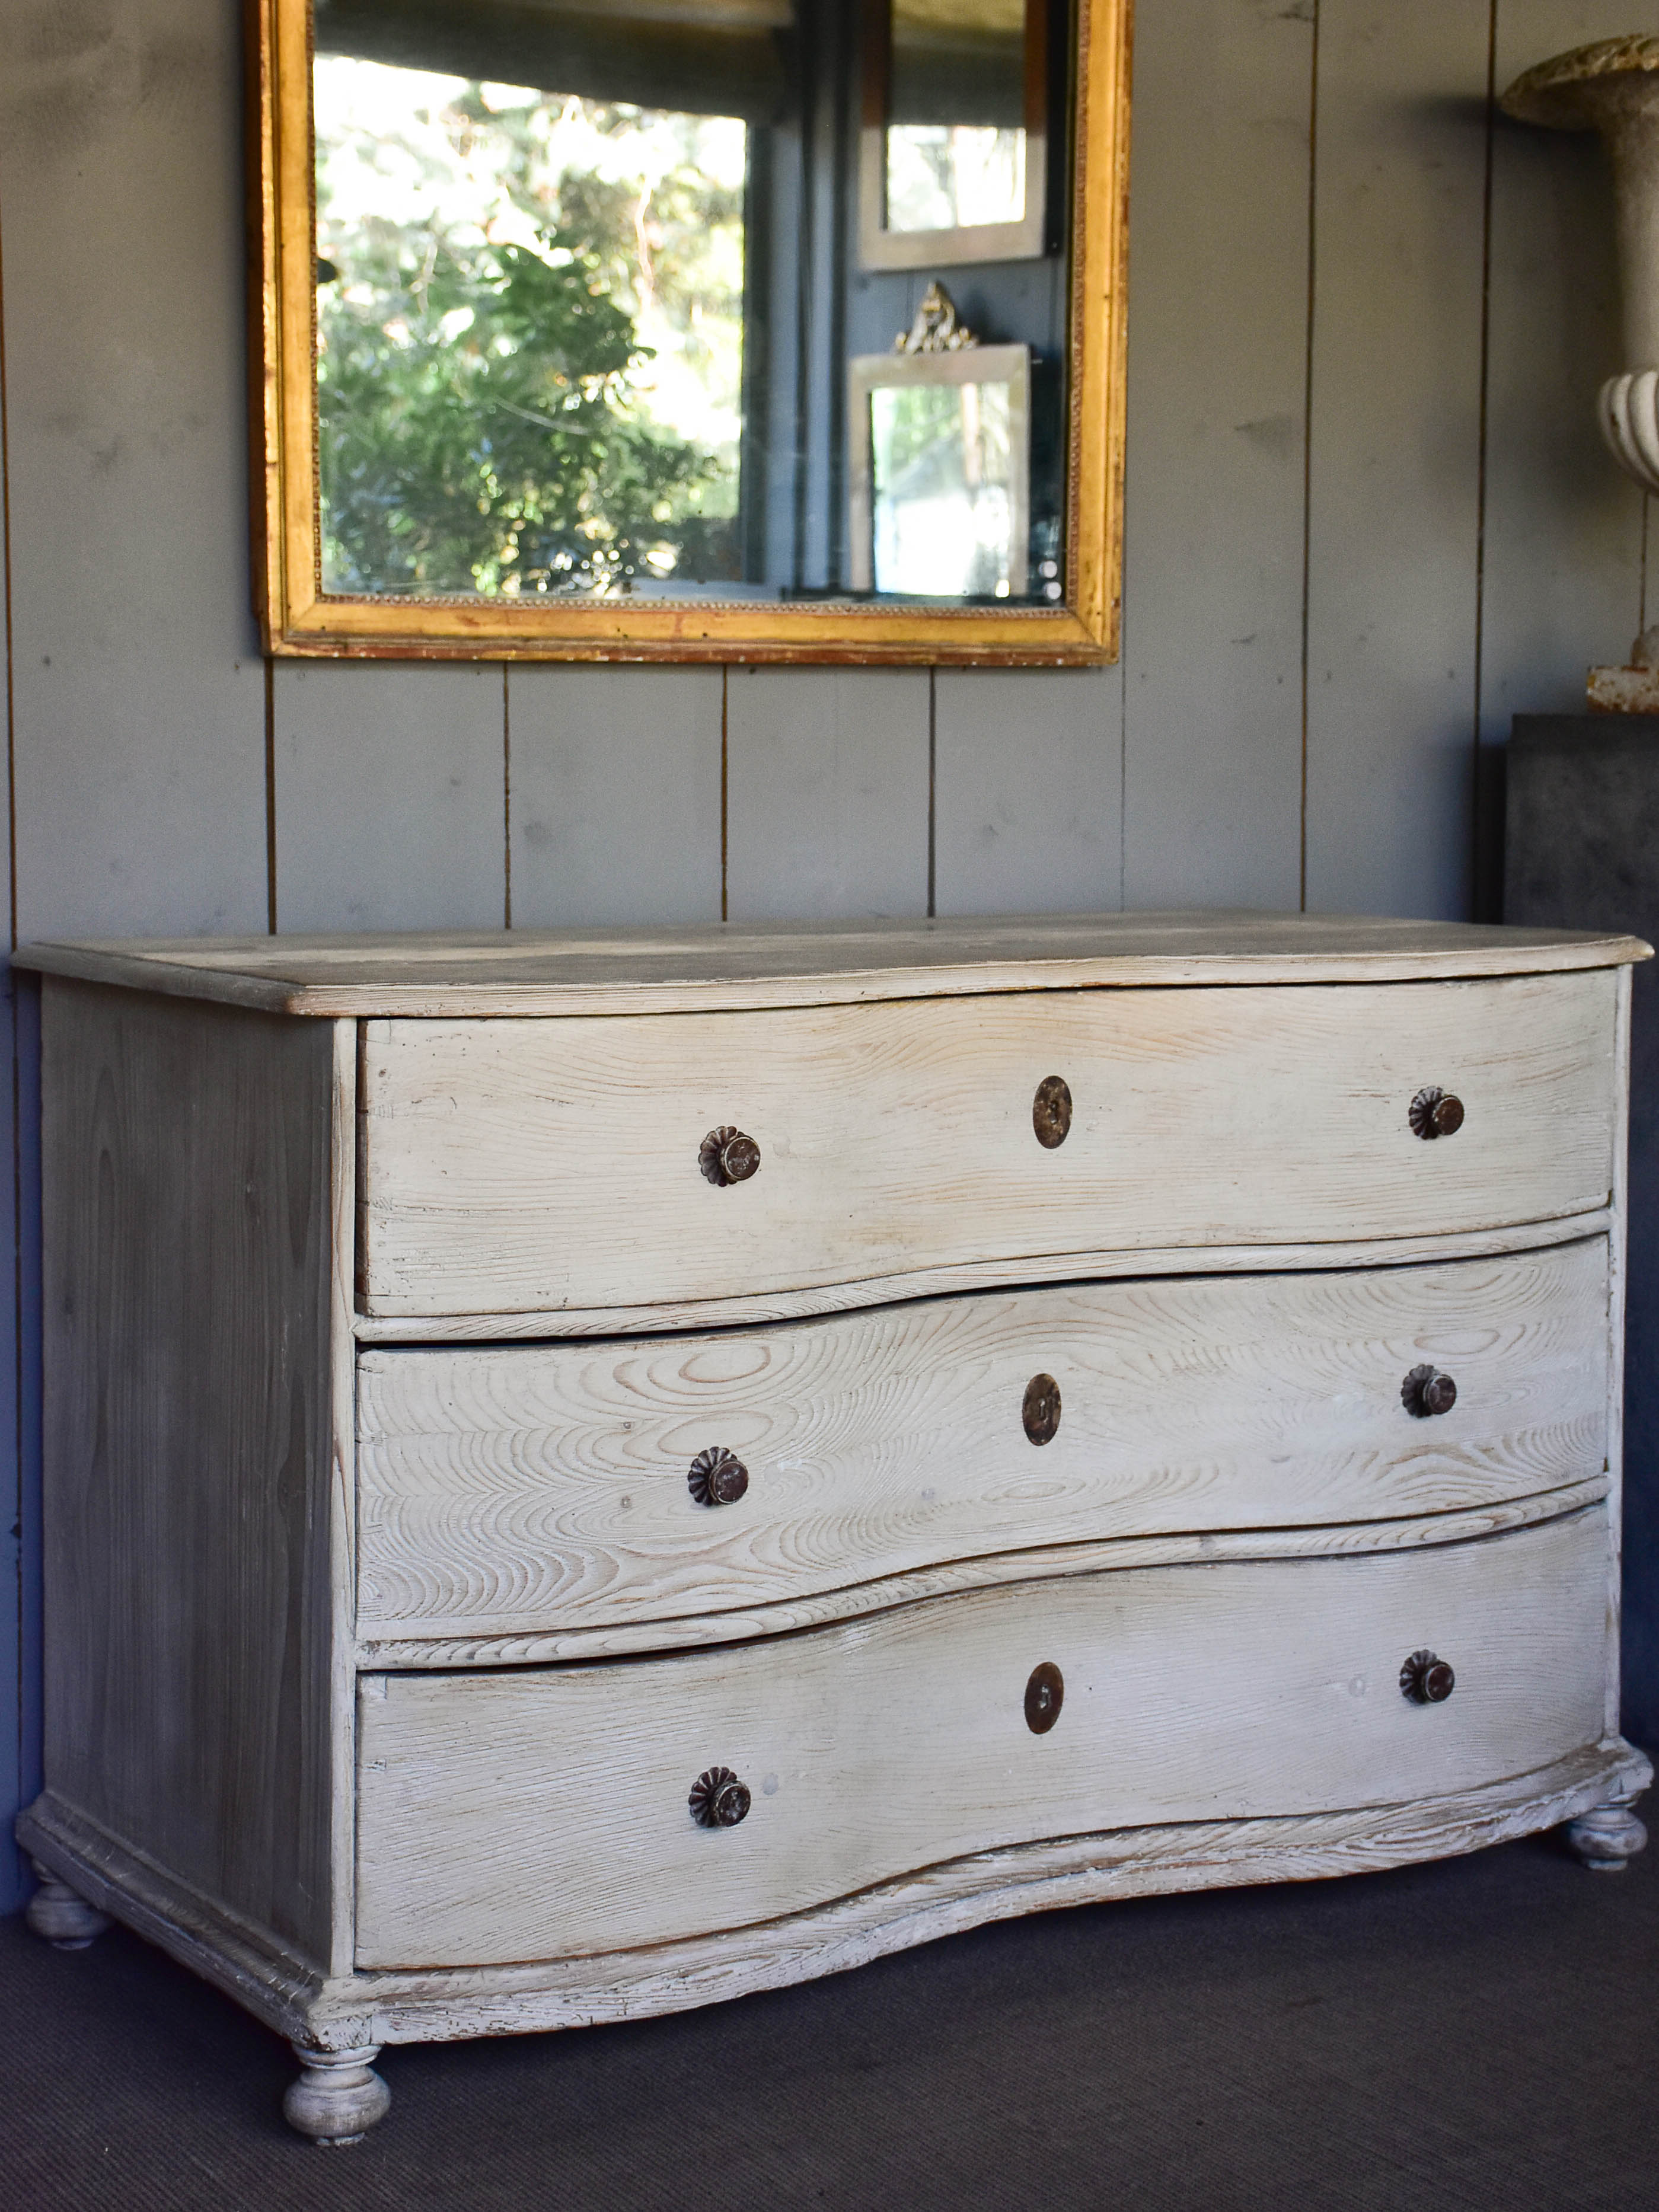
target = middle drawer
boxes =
[356,1239,1608,1643]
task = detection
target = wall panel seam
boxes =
[1297,0,1322,915]
[1471,0,1497,917]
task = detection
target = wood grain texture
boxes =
[0,0,267,942]
[21,1732,1652,2049]
[356,1479,1613,1670]
[723,669,931,920]
[1119,0,1309,909]
[1303,0,1490,921]
[17,911,1645,1020]
[355,1508,1612,1967]
[272,662,507,933]
[932,669,1125,917]
[356,972,1620,1316]
[1482,0,1648,743]
[326,1020,359,1978]
[350,1212,1617,1342]
[506,667,722,927]
[39,981,337,1961]
[356,1240,1610,1639]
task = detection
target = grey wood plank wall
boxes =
[0,0,1650,1905]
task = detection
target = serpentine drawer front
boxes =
[355,1508,1609,1968]
[356,1239,1610,1643]
[15,914,1651,2145]
[356,972,1617,1319]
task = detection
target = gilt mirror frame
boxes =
[247,0,1132,665]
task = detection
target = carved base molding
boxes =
[19,1738,1652,2061]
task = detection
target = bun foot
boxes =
[1565,1803,1648,1872]
[25,1861,111,1949]
[283,2044,391,2145]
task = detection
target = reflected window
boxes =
[314,56,748,596]
[306,0,1070,609]
[885,0,1028,235]
[872,379,1014,596]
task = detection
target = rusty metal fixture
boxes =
[688,1447,749,1508]
[1409,1086,1465,1139]
[700,1126,761,1186]
[1399,1650,1456,1705]
[1032,1075,1073,1149]
[1402,1364,1457,1419]
[1022,1372,1062,1445]
[688,1766,752,1828]
[1025,1662,1065,1734]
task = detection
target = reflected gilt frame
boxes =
[847,343,1031,595]
[248,0,1132,665]
[859,0,1049,270]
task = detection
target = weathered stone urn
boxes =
[1504,39,1659,704]
[1502,37,1659,496]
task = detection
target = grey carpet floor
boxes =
[5,1824,1658,2212]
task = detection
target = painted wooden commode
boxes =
[14,912,1654,2143]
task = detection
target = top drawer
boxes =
[357,972,1617,1319]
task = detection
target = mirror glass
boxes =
[870,374,1020,596]
[885,0,1029,235]
[296,0,1083,630]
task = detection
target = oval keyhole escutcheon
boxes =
[1033,1076,1073,1149]
[1022,1372,1061,1445]
[1025,1662,1065,1734]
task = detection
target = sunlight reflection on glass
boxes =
[885,125,1025,233]
[870,379,1014,597]
[312,56,746,598]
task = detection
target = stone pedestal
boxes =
[1507,714,1659,1744]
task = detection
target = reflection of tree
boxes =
[317,85,742,596]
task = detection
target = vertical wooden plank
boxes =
[0,0,266,942]
[1483,0,1647,742]
[0,164,20,1911]
[933,669,1124,915]
[42,983,336,1958]
[725,667,930,918]
[1302,1,1492,920]
[0,968,19,1913]
[273,662,506,933]
[1119,0,1312,911]
[508,668,722,927]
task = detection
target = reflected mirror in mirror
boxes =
[253,0,1129,660]
[862,0,1047,267]
[849,305,1029,598]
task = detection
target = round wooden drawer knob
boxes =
[700,1126,761,1186]
[688,1447,749,1508]
[688,1766,752,1828]
[1399,1650,1456,1705]
[1025,1662,1064,1734]
[1023,1372,1062,1445]
[1033,1075,1073,1148]
[1402,1364,1457,1418]
[1409,1086,1465,1139]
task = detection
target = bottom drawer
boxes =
[355,1509,1609,1969]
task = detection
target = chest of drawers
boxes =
[15,912,1653,2145]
